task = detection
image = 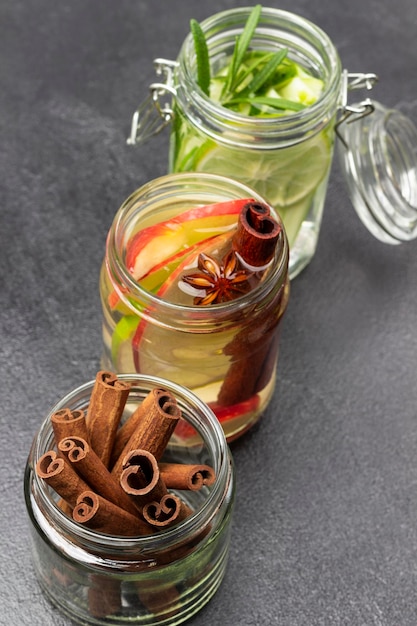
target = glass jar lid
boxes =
[337,100,417,244]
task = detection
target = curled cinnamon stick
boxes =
[111,389,181,479]
[73,490,150,536]
[50,408,89,444]
[232,201,281,268]
[86,371,131,468]
[36,450,90,508]
[143,494,191,528]
[58,436,140,518]
[110,388,172,467]
[119,449,167,511]
[159,463,216,491]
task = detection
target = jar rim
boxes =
[176,6,342,144]
[27,374,234,558]
[108,172,289,326]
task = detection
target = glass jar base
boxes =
[34,545,229,626]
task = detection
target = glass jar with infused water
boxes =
[100,172,289,442]
[129,6,342,278]
[127,6,417,277]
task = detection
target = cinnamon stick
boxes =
[110,388,173,468]
[159,463,216,491]
[217,205,288,406]
[232,201,281,268]
[50,408,89,444]
[36,450,90,508]
[86,371,131,468]
[136,582,181,619]
[143,494,191,528]
[119,449,167,512]
[217,279,288,406]
[72,490,150,536]
[111,389,181,479]
[88,575,121,619]
[146,523,213,566]
[58,436,141,518]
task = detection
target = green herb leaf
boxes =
[224,95,306,112]
[190,18,210,96]
[222,35,240,99]
[265,60,297,90]
[244,48,288,95]
[228,52,274,96]
[224,4,262,94]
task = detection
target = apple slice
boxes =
[131,231,232,372]
[108,233,225,312]
[139,234,221,294]
[126,198,253,280]
[109,198,253,311]
[111,315,139,371]
[173,394,261,442]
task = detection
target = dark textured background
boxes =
[2,1,417,624]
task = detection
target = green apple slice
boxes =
[111,315,138,371]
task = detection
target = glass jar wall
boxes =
[169,7,342,278]
[25,374,235,626]
[100,173,289,442]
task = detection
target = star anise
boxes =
[181,250,253,305]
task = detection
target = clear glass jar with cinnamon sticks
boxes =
[25,372,235,626]
[100,172,290,441]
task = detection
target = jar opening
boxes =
[27,375,233,559]
[107,172,289,330]
[176,7,342,147]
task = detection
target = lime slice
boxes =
[195,131,331,209]
[188,131,332,246]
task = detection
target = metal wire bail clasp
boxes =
[335,70,379,148]
[127,58,179,145]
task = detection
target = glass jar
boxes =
[25,374,235,626]
[127,8,417,275]
[128,7,343,279]
[100,172,289,442]
[170,7,342,279]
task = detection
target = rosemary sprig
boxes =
[191,4,297,112]
[222,52,275,100]
[243,49,288,96]
[190,18,210,96]
[223,4,262,96]
[223,96,306,112]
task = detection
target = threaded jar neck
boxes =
[105,173,289,333]
[175,7,342,148]
[26,375,234,562]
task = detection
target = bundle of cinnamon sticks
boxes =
[36,371,216,537]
